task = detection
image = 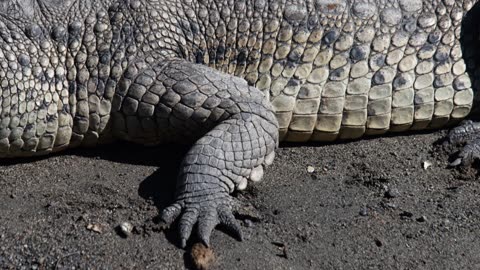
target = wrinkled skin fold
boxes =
[0,0,480,247]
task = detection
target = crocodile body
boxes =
[1,0,480,246]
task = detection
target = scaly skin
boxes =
[0,0,479,247]
[175,0,480,142]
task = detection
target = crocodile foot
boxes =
[161,175,242,248]
[446,120,480,167]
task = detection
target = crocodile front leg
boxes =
[113,58,278,247]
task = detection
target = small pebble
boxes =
[37,257,45,265]
[449,158,462,167]
[243,219,254,228]
[119,222,133,236]
[400,211,414,218]
[385,187,400,198]
[423,160,432,170]
[417,216,427,222]
[359,207,368,216]
[307,166,315,173]
[86,223,103,233]
[385,202,397,209]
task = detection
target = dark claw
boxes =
[179,209,199,248]
[197,211,219,247]
[218,205,243,241]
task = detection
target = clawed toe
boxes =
[449,138,480,167]
[197,209,219,247]
[445,121,480,168]
[264,151,275,166]
[249,166,264,182]
[161,203,182,224]
[218,205,243,241]
[178,208,199,248]
[237,177,248,191]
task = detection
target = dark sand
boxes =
[1,129,479,269]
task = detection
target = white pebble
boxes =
[119,222,133,236]
[423,160,432,170]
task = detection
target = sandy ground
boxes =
[1,129,480,269]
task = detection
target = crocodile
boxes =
[1,0,480,248]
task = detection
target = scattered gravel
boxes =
[1,131,479,269]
